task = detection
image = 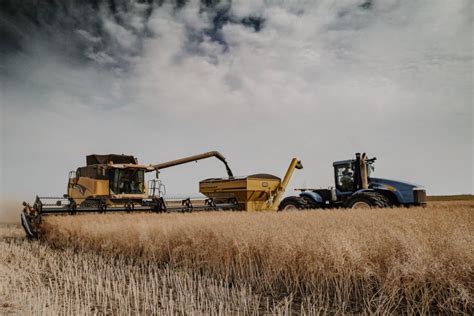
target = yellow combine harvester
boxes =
[21,151,302,238]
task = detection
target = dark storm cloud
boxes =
[1,0,155,70]
[0,0,269,70]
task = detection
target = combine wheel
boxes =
[346,192,392,209]
[278,196,309,211]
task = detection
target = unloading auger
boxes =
[21,151,303,238]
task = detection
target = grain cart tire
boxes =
[346,192,391,209]
[278,196,309,211]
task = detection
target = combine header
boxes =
[21,151,303,238]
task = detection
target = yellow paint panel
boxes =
[68,177,109,203]
[94,180,109,195]
[200,176,281,212]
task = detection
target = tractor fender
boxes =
[354,188,402,206]
[353,188,375,195]
[369,184,404,204]
[299,191,323,204]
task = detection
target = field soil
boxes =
[1,200,473,314]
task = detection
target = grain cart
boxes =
[279,152,426,210]
[21,151,302,238]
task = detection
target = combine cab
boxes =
[67,154,154,209]
[21,152,303,238]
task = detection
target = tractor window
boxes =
[335,164,354,192]
[109,169,145,194]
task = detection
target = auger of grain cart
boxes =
[21,151,303,238]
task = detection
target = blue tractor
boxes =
[279,153,426,210]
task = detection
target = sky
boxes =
[0,0,473,215]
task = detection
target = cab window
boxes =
[109,169,145,194]
[335,163,354,192]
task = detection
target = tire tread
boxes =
[278,196,310,211]
[346,191,392,208]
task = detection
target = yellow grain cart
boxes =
[200,159,303,211]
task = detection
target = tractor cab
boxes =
[333,155,376,193]
[333,160,354,192]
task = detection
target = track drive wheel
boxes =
[346,192,392,209]
[278,196,309,211]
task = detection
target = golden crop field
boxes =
[1,201,473,314]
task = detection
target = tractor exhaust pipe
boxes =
[354,153,361,191]
[354,152,369,190]
[360,153,369,189]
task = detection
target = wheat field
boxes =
[1,201,473,314]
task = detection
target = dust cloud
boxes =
[0,199,22,224]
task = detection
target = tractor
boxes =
[279,153,426,210]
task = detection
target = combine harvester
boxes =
[21,151,303,238]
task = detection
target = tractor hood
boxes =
[369,177,424,204]
[369,177,421,191]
